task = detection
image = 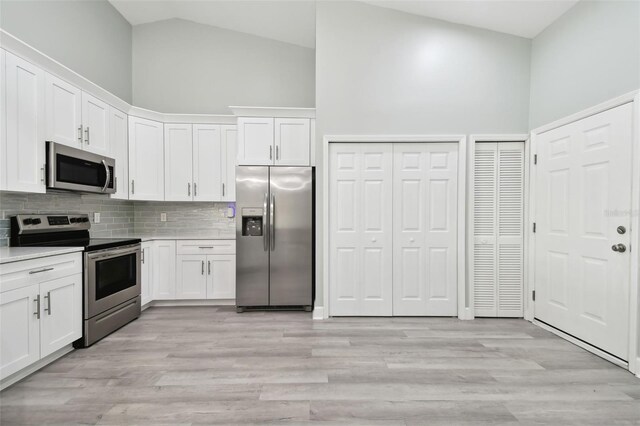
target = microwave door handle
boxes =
[101,160,110,192]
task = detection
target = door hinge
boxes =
[534,154,537,165]
[533,222,536,233]
[532,290,536,301]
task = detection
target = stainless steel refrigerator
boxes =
[235,166,314,311]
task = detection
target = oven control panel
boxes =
[12,214,91,234]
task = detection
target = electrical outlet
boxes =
[160,212,167,222]
[94,212,100,223]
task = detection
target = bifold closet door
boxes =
[473,142,524,317]
[392,143,459,316]
[329,143,393,316]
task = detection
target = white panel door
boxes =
[534,103,633,360]
[4,52,45,193]
[128,116,164,201]
[207,255,236,299]
[44,73,82,149]
[109,107,128,200]
[0,284,40,380]
[221,125,237,201]
[393,143,458,316]
[237,117,274,165]
[330,143,393,316]
[153,241,176,300]
[275,118,310,166]
[39,274,82,358]
[81,92,109,155]
[0,49,5,190]
[474,142,524,318]
[141,242,153,306]
[176,255,207,299]
[193,124,222,201]
[164,124,193,201]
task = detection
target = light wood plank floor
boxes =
[1,306,639,425]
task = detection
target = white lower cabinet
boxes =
[207,255,236,299]
[176,254,236,300]
[0,253,82,382]
[140,242,153,306]
[176,255,208,299]
[152,241,177,300]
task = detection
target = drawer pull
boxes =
[29,267,54,275]
[198,246,214,249]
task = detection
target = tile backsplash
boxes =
[0,191,236,246]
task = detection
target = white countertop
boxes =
[112,234,235,242]
[0,246,84,264]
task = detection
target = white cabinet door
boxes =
[329,143,393,316]
[221,125,237,201]
[141,242,153,306]
[275,118,310,166]
[392,143,459,316]
[176,255,207,299]
[44,73,82,149]
[164,124,193,201]
[81,92,109,155]
[192,124,222,202]
[109,107,128,200]
[237,117,274,165]
[129,116,164,201]
[0,284,40,380]
[39,274,82,358]
[3,52,45,193]
[0,49,5,190]
[207,255,235,299]
[153,241,176,300]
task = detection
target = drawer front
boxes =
[0,253,83,293]
[176,240,236,255]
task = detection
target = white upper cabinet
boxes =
[237,117,274,165]
[164,124,193,202]
[129,116,164,201]
[193,124,222,202]
[44,73,82,149]
[275,118,310,166]
[3,52,45,193]
[81,92,110,155]
[109,107,128,200]
[221,125,237,201]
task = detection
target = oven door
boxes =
[47,142,115,194]
[85,244,141,319]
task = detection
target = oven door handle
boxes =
[86,244,141,261]
[101,160,110,193]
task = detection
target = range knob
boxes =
[32,218,41,225]
[70,218,77,223]
[82,217,89,223]
[22,218,33,225]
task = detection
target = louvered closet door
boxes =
[392,143,459,316]
[329,143,393,316]
[473,142,524,317]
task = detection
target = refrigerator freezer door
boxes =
[236,166,270,307]
[269,167,313,306]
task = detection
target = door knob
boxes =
[371,237,377,242]
[612,243,627,253]
[617,226,626,235]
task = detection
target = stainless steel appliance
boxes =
[46,142,116,194]
[236,166,314,311]
[10,214,141,347]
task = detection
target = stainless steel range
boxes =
[10,214,141,347]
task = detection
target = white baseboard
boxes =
[313,306,325,320]
[1,344,74,391]
[636,357,640,379]
[149,299,235,307]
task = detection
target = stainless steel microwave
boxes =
[46,142,116,194]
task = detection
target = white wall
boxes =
[529,0,640,128]
[0,0,133,102]
[314,1,532,308]
[132,19,315,114]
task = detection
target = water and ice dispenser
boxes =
[241,208,264,236]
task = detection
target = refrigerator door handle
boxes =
[263,192,269,251]
[270,193,275,251]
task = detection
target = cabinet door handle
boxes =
[29,267,54,275]
[208,260,211,275]
[222,183,225,197]
[188,183,191,196]
[201,261,205,275]
[131,180,135,195]
[141,249,145,264]
[44,291,51,315]
[194,182,197,196]
[276,145,279,160]
[85,126,90,145]
[270,145,273,160]
[78,126,83,144]
[34,295,40,319]
[40,165,45,183]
